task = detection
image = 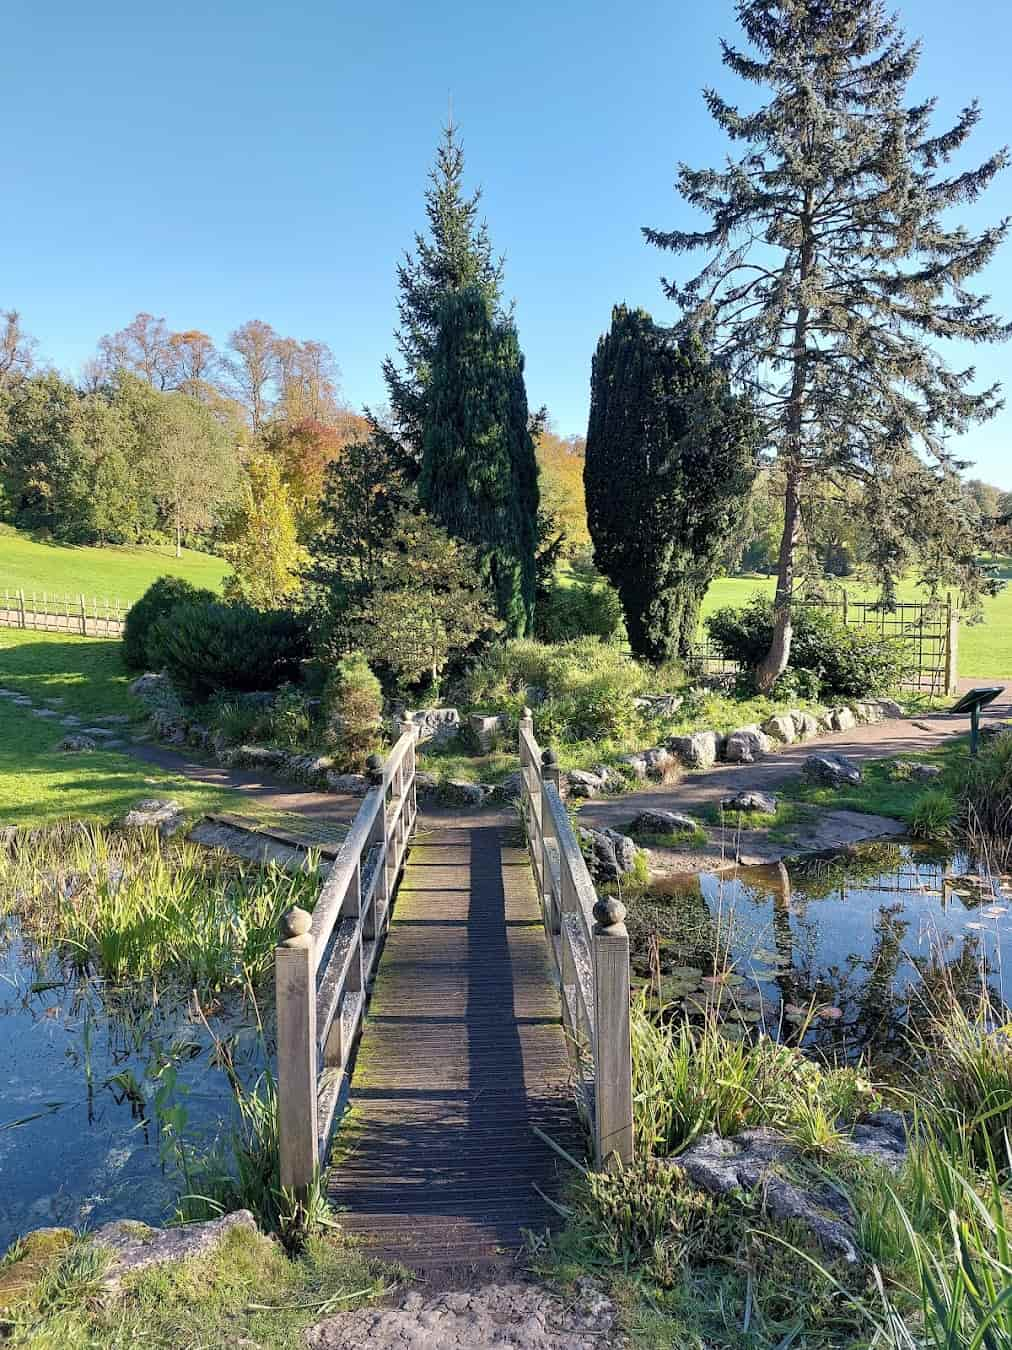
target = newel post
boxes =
[592,895,634,1170]
[945,592,959,696]
[276,905,318,1194]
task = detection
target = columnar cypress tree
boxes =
[420,286,539,637]
[383,123,505,467]
[645,0,1010,689]
[585,305,759,663]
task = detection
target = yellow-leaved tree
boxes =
[221,452,306,608]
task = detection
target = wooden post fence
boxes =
[275,725,418,1196]
[518,709,634,1169]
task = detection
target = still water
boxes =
[0,919,266,1251]
[629,840,1012,1061]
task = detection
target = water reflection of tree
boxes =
[627,876,723,975]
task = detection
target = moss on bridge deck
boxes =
[328,817,581,1272]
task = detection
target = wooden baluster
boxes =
[592,895,634,1170]
[276,906,318,1195]
[541,748,563,937]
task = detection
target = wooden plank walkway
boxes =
[328,817,581,1272]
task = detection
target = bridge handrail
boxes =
[275,725,419,1193]
[518,709,634,1169]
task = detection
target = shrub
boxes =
[122,576,216,671]
[909,787,957,841]
[959,733,1012,868]
[320,652,383,770]
[148,602,311,701]
[535,570,625,643]
[706,594,908,698]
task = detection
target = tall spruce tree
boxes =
[646,0,1010,689]
[383,123,505,467]
[585,306,759,662]
[420,285,539,637]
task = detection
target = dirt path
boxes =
[580,677,1011,839]
[123,739,364,827]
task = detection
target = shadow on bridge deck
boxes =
[327,815,582,1274]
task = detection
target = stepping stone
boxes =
[80,727,118,739]
[60,716,82,727]
[93,714,131,725]
[30,709,60,719]
[41,697,65,707]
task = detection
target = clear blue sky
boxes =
[6,0,1012,487]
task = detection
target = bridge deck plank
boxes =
[327,818,581,1272]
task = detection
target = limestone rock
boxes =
[854,701,884,724]
[566,768,607,798]
[30,708,60,719]
[325,772,370,796]
[439,779,488,808]
[619,752,648,780]
[667,730,721,769]
[94,713,132,726]
[762,714,796,744]
[830,706,856,732]
[403,707,460,745]
[579,826,637,884]
[872,698,904,719]
[468,712,506,752]
[92,1210,257,1291]
[675,1128,860,1264]
[895,761,943,781]
[491,771,524,802]
[723,726,771,764]
[634,693,683,719]
[804,753,862,788]
[791,710,822,740]
[414,771,440,796]
[721,789,777,815]
[642,746,677,781]
[57,734,98,753]
[120,798,185,837]
[630,809,699,837]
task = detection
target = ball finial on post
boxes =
[593,895,627,930]
[366,752,384,785]
[279,906,313,946]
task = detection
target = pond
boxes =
[0,916,268,1252]
[629,840,1012,1064]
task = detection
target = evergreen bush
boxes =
[122,575,216,671]
[320,652,383,770]
[706,595,907,698]
[147,602,311,701]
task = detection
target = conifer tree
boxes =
[420,286,539,637]
[646,0,1010,689]
[585,305,759,663]
[383,122,505,467]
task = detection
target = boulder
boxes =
[762,714,796,744]
[790,710,822,740]
[414,771,440,797]
[92,1211,257,1292]
[403,707,460,745]
[0,1227,75,1315]
[630,809,700,837]
[120,798,185,837]
[853,701,884,724]
[566,768,607,798]
[803,753,862,787]
[325,772,370,796]
[676,1117,907,1267]
[723,726,771,764]
[128,672,169,700]
[894,761,943,781]
[872,698,904,719]
[619,753,648,781]
[633,693,683,719]
[93,713,132,726]
[721,789,777,815]
[830,706,856,732]
[439,779,488,808]
[491,771,524,803]
[579,826,637,885]
[57,734,98,753]
[817,711,835,733]
[469,712,507,752]
[30,708,60,719]
[667,730,721,769]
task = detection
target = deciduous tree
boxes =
[221,453,306,607]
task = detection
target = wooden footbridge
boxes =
[274,713,634,1270]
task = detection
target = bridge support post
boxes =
[276,906,318,1195]
[592,897,634,1171]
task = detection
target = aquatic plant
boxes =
[0,825,320,993]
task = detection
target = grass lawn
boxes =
[0,630,235,826]
[0,525,228,607]
[700,562,1012,678]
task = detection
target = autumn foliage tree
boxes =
[221,453,306,608]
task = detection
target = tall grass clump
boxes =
[0,825,320,992]
[909,788,957,842]
[959,732,1012,868]
[630,998,874,1157]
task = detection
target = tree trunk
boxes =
[756,181,814,692]
[175,516,182,559]
[756,465,802,690]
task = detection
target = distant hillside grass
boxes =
[0,526,228,606]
